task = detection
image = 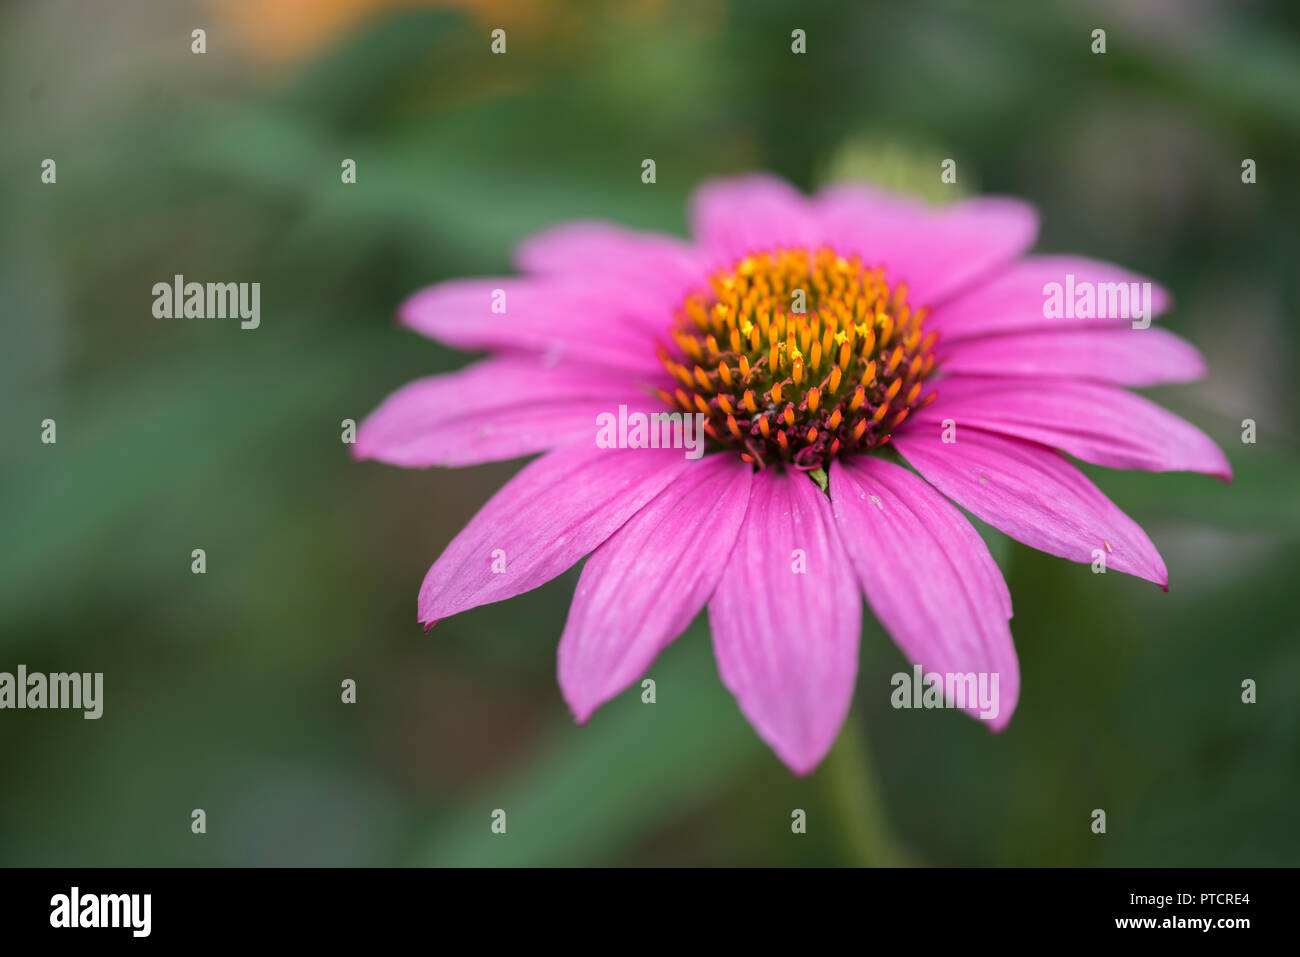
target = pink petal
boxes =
[941,327,1205,386]
[689,176,1038,307]
[708,468,861,775]
[355,357,651,467]
[811,181,924,233]
[558,455,753,722]
[813,185,1039,304]
[893,428,1168,586]
[929,255,1172,342]
[418,445,693,627]
[830,457,1018,730]
[689,173,821,266]
[399,278,667,374]
[515,221,706,308]
[919,377,1232,479]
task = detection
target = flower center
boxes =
[657,247,939,469]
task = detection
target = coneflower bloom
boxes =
[355,174,1230,774]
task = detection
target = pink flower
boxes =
[355,174,1231,775]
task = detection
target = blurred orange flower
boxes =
[210,0,555,61]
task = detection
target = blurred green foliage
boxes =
[1,0,1297,865]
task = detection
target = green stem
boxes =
[821,714,914,866]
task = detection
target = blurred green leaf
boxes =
[414,624,765,865]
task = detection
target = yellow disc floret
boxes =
[657,247,939,469]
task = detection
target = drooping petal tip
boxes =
[708,468,862,776]
[894,428,1170,589]
[830,456,1020,732]
[557,455,753,725]
[416,445,691,626]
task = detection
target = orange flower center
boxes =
[657,247,939,469]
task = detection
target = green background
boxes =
[2,0,1297,866]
